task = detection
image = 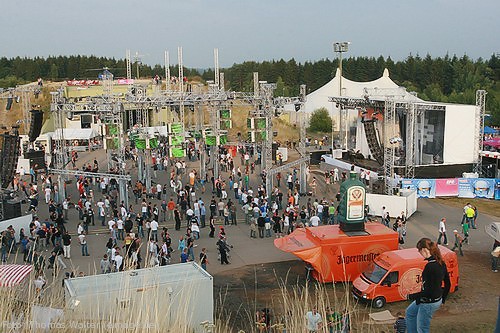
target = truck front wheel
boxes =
[372,296,386,308]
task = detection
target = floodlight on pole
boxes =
[333,41,350,150]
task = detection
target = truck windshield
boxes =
[363,263,388,284]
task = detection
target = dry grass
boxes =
[0,263,377,332]
[433,197,500,218]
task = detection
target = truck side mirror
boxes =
[382,280,391,287]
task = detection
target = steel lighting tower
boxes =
[333,41,350,150]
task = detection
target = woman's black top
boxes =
[420,256,451,302]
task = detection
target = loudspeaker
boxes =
[1,133,20,188]
[28,110,43,142]
[3,199,21,220]
[24,150,46,169]
[5,97,13,111]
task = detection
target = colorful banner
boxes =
[401,179,436,198]
[116,78,134,85]
[67,80,100,86]
[458,178,495,199]
[496,180,500,200]
[435,178,459,197]
[219,135,227,145]
[403,178,499,200]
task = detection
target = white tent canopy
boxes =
[301,68,421,115]
[46,128,99,140]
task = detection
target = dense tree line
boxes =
[1,54,499,123]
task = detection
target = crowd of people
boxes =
[1,132,498,333]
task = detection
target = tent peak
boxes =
[383,68,390,77]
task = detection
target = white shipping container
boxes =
[64,262,213,332]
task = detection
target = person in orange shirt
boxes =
[167,198,176,222]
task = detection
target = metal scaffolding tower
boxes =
[405,102,416,179]
[260,82,276,174]
[178,47,185,136]
[383,99,397,195]
[126,50,132,81]
[164,51,171,92]
[473,90,487,175]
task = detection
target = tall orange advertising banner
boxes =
[274,223,399,282]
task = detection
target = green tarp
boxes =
[171,147,185,157]
[107,124,118,136]
[170,123,182,134]
[107,138,120,149]
[256,118,267,129]
[170,135,183,146]
[220,120,232,130]
[205,135,216,146]
[135,138,146,149]
[219,109,231,119]
[149,138,159,149]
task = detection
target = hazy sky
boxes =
[1,0,498,68]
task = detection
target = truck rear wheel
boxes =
[372,296,386,308]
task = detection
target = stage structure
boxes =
[329,92,480,195]
[49,49,307,202]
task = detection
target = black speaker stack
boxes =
[0,128,20,189]
[29,110,44,142]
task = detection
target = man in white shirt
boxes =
[63,198,69,220]
[316,202,324,221]
[33,218,41,231]
[150,219,159,242]
[360,169,366,185]
[116,218,124,240]
[309,215,321,227]
[19,166,26,180]
[333,168,339,183]
[108,219,116,232]
[120,205,127,219]
[44,187,51,204]
[156,183,162,200]
[306,308,322,332]
[78,232,89,256]
[114,252,123,272]
[437,217,448,245]
[77,223,84,235]
[233,181,239,199]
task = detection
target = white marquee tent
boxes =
[301,68,421,128]
[296,68,479,166]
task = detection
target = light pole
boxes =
[333,41,350,150]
